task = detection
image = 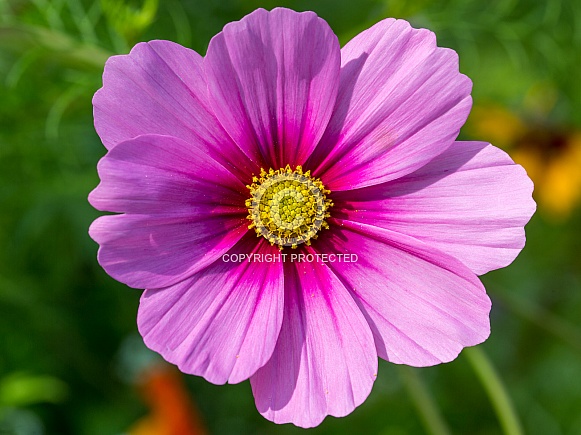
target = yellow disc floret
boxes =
[245,165,333,249]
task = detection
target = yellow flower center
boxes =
[245,165,332,249]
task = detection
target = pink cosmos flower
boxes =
[89,8,535,428]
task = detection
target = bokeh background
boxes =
[1,0,580,434]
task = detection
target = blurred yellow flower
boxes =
[467,105,581,221]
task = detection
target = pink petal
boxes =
[205,7,340,168]
[93,40,258,179]
[138,235,284,385]
[89,134,247,215]
[251,256,377,428]
[316,219,491,366]
[333,141,536,275]
[90,214,247,290]
[307,18,472,190]
[88,135,249,289]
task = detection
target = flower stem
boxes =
[398,366,452,435]
[464,346,523,435]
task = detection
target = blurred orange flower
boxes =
[129,364,207,435]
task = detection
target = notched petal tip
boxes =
[87,215,101,244]
[87,183,104,211]
[515,162,538,218]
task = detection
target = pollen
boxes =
[245,165,333,249]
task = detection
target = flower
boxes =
[89,8,536,428]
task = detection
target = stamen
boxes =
[246,165,333,249]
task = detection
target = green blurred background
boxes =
[1,0,580,434]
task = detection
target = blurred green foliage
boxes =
[0,373,68,407]
[1,0,580,434]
